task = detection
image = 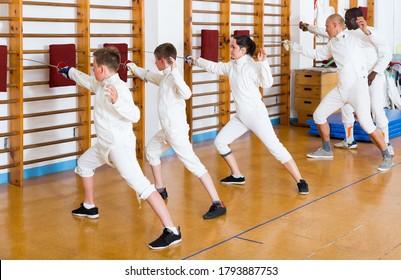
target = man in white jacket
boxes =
[284,14,393,171]
[59,47,181,250]
[299,8,393,155]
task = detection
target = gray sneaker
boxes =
[377,156,394,171]
[334,140,358,149]
[387,143,395,156]
[307,148,333,159]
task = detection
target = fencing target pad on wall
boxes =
[201,30,219,62]
[0,45,7,92]
[49,44,76,88]
[359,6,368,20]
[233,30,250,37]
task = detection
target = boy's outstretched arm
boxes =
[125,61,148,81]
[59,66,95,92]
[125,60,163,86]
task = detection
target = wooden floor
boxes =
[1,125,401,260]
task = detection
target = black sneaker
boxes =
[148,227,182,250]
[297,179,309,195]
[203,202,227,219]
[72,203,99,219]
[157,188,168,199]
[220,174,245,185]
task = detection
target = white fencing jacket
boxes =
[196,55,273,117]
[69,68,140,163]
[142,66,192,134]
[308,25,391,74]
[294,29,386,91]
[196,55,293,164]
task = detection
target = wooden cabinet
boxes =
[294,68,338,125]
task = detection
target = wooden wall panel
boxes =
[0,1,145,186]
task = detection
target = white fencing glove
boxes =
[282,40,293,51]
[124,60,148,81]
[282,40,302,52]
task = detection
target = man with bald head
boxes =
[284,14,393,171]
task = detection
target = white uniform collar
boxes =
[334,29,348,41]
[163,66,172,75]
[234,54,250,64]
[102,72,120,85]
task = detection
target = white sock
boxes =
[344,123,354,143]
[83,202,95,209]
[381,126,390,143]
[232,174,243,178]
[166,227,179,235]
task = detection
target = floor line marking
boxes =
[235,236,264,245]
[182,162,400,260]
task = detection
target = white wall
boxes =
[375,0,401,54]
[290,0,315,118]
[144,0,184,143]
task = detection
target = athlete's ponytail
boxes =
[234,35,256,56]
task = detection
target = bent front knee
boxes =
[145,149,161,166]
[140,184,157,200]
[313,112,327,125]
[214,137,231,155]
[74,165,94,177]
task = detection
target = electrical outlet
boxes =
[276,96,279,104]
[73,127,77,137]
[4,137,8,149]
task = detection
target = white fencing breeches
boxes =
[314,78,377,135]
[214,105,292,164]
[75,143,155,200]
[340,74,388,130]
[145,129,208,178]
